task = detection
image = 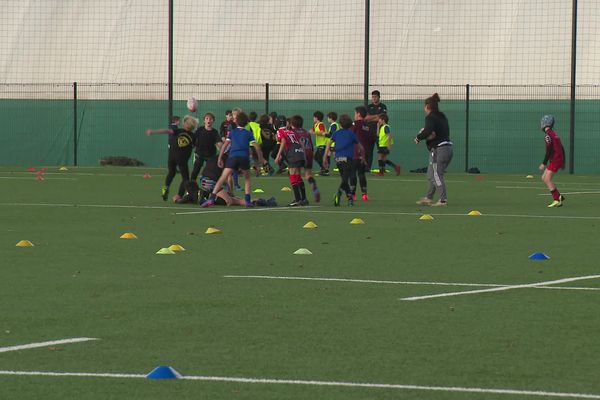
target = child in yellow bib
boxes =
[376,114,400,176]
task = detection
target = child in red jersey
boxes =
[291,115,320,202]
[275,115,309,206]
[539,115,565,208]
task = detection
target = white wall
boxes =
[1,0,598,96]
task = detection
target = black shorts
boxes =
[377,147,390,155]
[225,156,250,171]
[287,159,306,168]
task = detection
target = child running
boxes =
[291,115,320,202]
[201,112,264,208]
[539,114,566,207]
[324,114,366,206]
[275,115,309,206]
[146,115,198,201]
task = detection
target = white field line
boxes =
[400,275,600,302]
[538,191,600,196]
[0,338,98,353]
[175,205,319,215]
[223,275,600,292]
[0,176,77,180]
[0,370,599,399]
[497,186,600,192]
[275,208,600,220]
[3,201,600,221]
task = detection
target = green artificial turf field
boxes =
[1,166,600,400]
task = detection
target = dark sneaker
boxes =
[288,201,302,207]
[334,192,341,207]
[200,199,215,208]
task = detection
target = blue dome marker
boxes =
[146,366,182,379]
[528,252,550,260]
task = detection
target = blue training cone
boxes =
[528,252,550,260]
[146,365,182,379]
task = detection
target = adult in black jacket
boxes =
[414,93,453,207]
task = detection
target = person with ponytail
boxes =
[414,93,453,207]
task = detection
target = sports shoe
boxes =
[288,200,302,207]
[161,186,169,201]
[362,193,369,202]
[431,200,447,207]
[200,199,215,208]
[300,199,309,206]
[394,165,401,175]
[334,192,341,207]
[245,201,254,208]
[347,197,354,206]
[313,188,321,202]
[547,200,562,208]
[416,197,432,206]
[351,193,357,201]
[319,170,330,176]
[235,185,243,192]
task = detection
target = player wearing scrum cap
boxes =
[539,114,565,207]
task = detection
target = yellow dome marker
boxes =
[350,218,365,225]
[156,248,176,255]
[59,166,69,171]
[526,175,534,179]
[15,240,34,247]
[253,188,265,193]
[281,186,292,192]
[168,244,185,252]
[205,227,222,234]
[293,248,312,255]
[120,232,138,239]
[468,210,482,216]
[303,221,318,229]
[419,214,434,220]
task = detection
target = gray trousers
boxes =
[426,145,453,202]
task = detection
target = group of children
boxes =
[146,105,401,208]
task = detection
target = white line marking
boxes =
[223,275,600,292]
[0,370,599,399]
[276,208,600,220]
[400,275,600,301]
[538,191,600,196]
[0,338,98,353]
[0,176,77,180]
[0,202,200,211]
[175,205,320,215]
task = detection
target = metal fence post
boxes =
[73,81,78,166]
[265,83,270,115]
[464,84,470,172]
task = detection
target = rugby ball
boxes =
[187,97,197,112]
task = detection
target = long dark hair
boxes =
[425,93,441,112]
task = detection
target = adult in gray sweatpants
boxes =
[415,93,453,206]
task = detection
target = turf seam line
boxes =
[0,338,99,353]
[400,275,600,301]
[223,275,600,291]
[0,370,599,399]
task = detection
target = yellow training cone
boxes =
[526,175,534,179]
[293,248,313,255]
[303,221,318,229]
[156,247,176,255]
[59,166,69,171]
[205,227,222,234]
[468,210,482,216]
[281,186,291,192]
[350,218,365,225]
[253,188,265,193]
[15,240,34,247]
[168,244,185,252]
[419,214,434,220]
[120,232,138,239]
